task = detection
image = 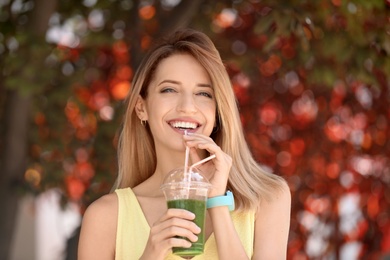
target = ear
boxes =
[135,96,148,121]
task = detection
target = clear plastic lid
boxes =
[160,166,211,190]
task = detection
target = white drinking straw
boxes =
[184,130,190,181]
[189,154,216,171]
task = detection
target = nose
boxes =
[177,93,198,114]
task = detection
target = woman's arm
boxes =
[78,193,118,260]
[209,206,250,259]
[252,181,291,260]
[184,133,249,259]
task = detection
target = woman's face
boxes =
[138,53,216,152]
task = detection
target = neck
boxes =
[154,144,185,172]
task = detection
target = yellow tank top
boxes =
[115,188,254,260]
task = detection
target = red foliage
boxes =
[65,176,86,201]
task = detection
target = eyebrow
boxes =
[158,80,212,88]
[198,83,213,88]
[158,80,179,86]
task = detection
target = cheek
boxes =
[205,105,217,126]
[144,99,172,128]
[210,107,217,121]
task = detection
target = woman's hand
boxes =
[140,208,201,260]
[183,133,232,197]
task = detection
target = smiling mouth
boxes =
[169,121,199,131]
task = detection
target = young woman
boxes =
[78,28,291,260]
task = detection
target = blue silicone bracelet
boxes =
[207,191,235,211]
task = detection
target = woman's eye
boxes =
[160,88,176,93]
[197,92,213,98]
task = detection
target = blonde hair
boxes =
[114,29,286,211]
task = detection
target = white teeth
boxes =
[171,121,197,129]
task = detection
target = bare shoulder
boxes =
[78,192,118,259]
[270,179,291,206]
[258,179,291,218]
[85,192,118,216]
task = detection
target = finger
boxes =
[161,225,200,242]
[185,134,219,149]
[183,133,212,143]
[196,142,220,155]
[184,136,219,155]
[156,209,200,234]
[164,237,193,249]
[151,216,200,245]
[146,226,194,255]
[164,208,195,219]
[162,217,201,235]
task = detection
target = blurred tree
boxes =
[0,0,389,259]
[0,0,58,258]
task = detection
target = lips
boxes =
[168,120,200,132]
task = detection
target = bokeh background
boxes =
[1,0,389,259]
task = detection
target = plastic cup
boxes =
[160,167,211,256]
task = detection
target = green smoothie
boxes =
[167,199,206,256]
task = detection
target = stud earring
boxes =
[141,119,146,126]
